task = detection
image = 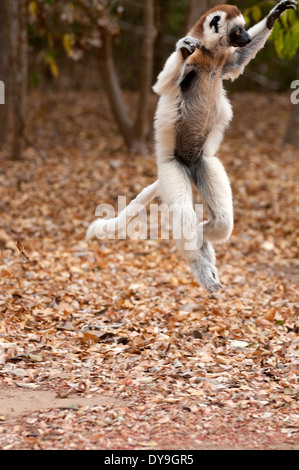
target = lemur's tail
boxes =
[86,180,160,241]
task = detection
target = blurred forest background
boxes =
[0,0,298,158]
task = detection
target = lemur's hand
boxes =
[176,36,201,60]
[267,0,297,29]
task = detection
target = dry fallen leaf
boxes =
[255,318,274,327]
[0,268,13,278]
[16,238,30,263]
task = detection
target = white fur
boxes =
[203,11,226,49]
[153,46,186,96]
[230,14,246,28]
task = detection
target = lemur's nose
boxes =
[246,34,252,44]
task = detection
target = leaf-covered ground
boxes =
[0,91,298,450]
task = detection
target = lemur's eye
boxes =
[235,29,241,35]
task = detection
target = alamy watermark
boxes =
[0,81,4,104]
[93,198,203,251]
[290,80,299,105]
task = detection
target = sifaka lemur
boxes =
[86,1,297,293]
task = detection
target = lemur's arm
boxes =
[153,37,200,96]
[222,0,297,81]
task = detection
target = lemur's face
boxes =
[228,25,251,47]
[203,10,251,49]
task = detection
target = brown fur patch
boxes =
[189,4,242,38]
[187,46,230,72]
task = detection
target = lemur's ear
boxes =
[210,15,221,33]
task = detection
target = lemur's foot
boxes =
[267,0,297,29]
[192,259,222,293]
[176,36,201,59]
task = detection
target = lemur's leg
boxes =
[175,235,221,293]
[86,180,160,240]
[194,155,234,244]
[200,241,216,265]
[158,158,221,293]
[222,0,297,81]
[158,159,197,235]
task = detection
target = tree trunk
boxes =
[7,0,28,159]
[186,0,209,31]
[0,3,9,148]
[134,0,156,152]
[98,31,135,151]
[154,0,171,80]
[98,1,156,154]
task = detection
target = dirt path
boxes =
[0,385,298,450]
[0,386,126,421]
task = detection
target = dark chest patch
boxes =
[180,68,197,93]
